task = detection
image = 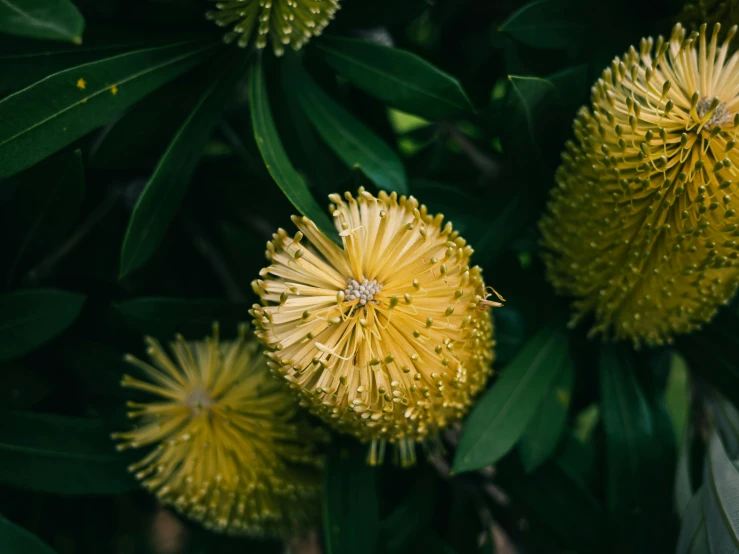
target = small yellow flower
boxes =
[250,189,498,466]
[113,324,325,537]
[540,23,739,345]
[206,0,342,56]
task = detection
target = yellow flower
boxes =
[540,23,739,346]
[206,0,342,56]
[112,324,325,537]
[679,0,739,29]
[250,189,498,466]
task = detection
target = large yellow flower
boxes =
[250,189,498,466]
[540,23,739,345]
[112,324,325,537]
[206,0,341,56]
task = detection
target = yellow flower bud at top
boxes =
[540,23,739,346]
[113,324,325,537]
[206,0,342,57]
[250,189,500,467]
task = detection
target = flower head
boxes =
[250,189,498,466]
[540,23,739,345]
[206,0,342,56]
[113,324,325,537]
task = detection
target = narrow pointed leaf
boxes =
[0,39,217,178]
[704,430,739,550]
[119,53,249,277]
[316,36,473,121]
[453,322,569,473]
[0,515,56,554]
[0,289,85,361]
[324,440,379,554]
[289,57,408,194]
[519,354,574,471]
[675,427,694,519]
[676,489,709,554]
[248,56,338,242]
[0,0,84,44]
[499,0,591,50]
[0,410,136,494]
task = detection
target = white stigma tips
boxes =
[344,278,383,306]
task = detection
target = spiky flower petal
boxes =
[113,324,325,537]
[250,189,498,466]
[206,0,342,56]
[540,23,739,345]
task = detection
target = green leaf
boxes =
[499,0,591,50]
[675,427,694,519]
[710,392,739,458]
[453,322,569,473]
[119,52,250,278]
[0,39,217,179]
[704,429,739,551]
[380,466,436,554]
[0,0,84,44]
[676,489,709,554]
[0,289,85,361]
[5,149,85,285]
[316,37,474,121]
[503,75,557,160]
[324,440,379,554]
[115,297,250,340]
[519,352,574,472]
[0,410,136,494]
[249,55,337,242]
[0,514,56,554]
[288,56,408,194]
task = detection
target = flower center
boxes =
[187,388,213,414]
[696,96,731,129]
[344,278,383,306]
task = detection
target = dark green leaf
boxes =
[0,410,136,494]
[248,55,338,243]
[503,75,557,160]
[499,0,591,50]
[704,429,739,551]
[333,0,429,29]
[0,39,217,179]
[5,150,85,285]
[115,297,250,340]
[675,427,694,519]
[288,56,408,194]
[676,489,709,554]
[316,37,474,121]
[0,0,84,44]
[324,440,379,554]
[519,353,574,472]
[710,392,739,458]
[0,289,85,361]
[453,322,569,473]
[380,465,436,554]
[0,514,56,554]
[119,52,249,277]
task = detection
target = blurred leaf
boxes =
[710,392,739,458]
[0,0,84,44]
[519,352,573,472]
[0,410,135,494]
[0,514,56,554]
[324,440,379,554]
[0,289,85,361]
[119,52,249,278]
[5,149,84,285]
[248,55,338,243]
[288,56,408,194]
[666,353,690,446]
[115,297,249,340]
[600,344,676,552]
[675,427,695,520]
[316,37,474,121]
[676,489,709,554]
[380,464,436,554]
[500,0,591,50]
[454,322,569,473]
[333,0,429,29]
[503,75,556,161]
[0,39,217,178]
[504,433,604,551]
[703,429,739,551]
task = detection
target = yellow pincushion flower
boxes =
[250,189,499,466]
[540,23,739,346]
[112,324,325,537]
[206,0,342,56]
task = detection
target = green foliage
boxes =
[2,0,739,553]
